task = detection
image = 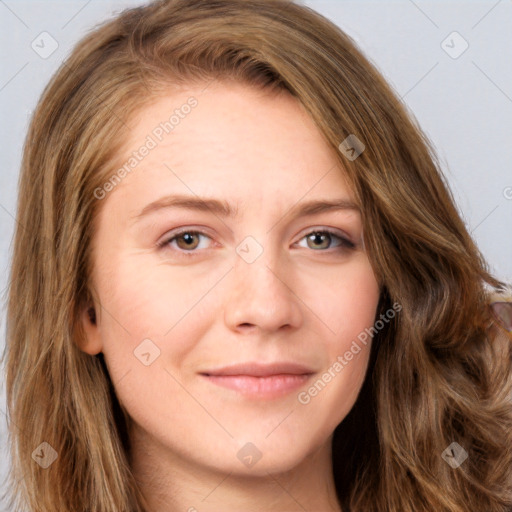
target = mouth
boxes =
[199,362,316,399]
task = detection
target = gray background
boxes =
[1,1,511,508]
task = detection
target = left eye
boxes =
[296,230,354,251]
[157,228,354,255]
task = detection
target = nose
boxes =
[223,241,304,334]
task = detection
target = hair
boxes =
[3,0,512,510]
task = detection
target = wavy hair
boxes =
[3,0,512,510]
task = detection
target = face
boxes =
[80,81,381,476]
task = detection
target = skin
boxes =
[80,81,381,512]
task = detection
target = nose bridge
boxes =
[223,233,303,332]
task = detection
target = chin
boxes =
[213,438,314,477]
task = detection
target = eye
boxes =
[295,229,355,251]
[157,229,213,255]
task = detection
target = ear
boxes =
[77,302,103,355]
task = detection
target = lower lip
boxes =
[201,373,313,399]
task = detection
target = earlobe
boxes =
[77,304,103,355]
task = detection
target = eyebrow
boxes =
[132,194,360,222]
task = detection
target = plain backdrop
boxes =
[0,1,511,509]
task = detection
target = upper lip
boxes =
[200,362,315,377]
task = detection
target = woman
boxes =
[3,0,512,510]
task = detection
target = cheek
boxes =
[111,255,230,327]
[98,252,202,332]
[96,256,224,381]
[298,256,380,408]
[305,255,381,343]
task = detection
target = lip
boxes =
[200,361,315,377]
[199,362,316,399]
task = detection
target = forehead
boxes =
[100,81,356,216]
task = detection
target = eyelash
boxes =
[156,227,356,257]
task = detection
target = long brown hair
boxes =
[3,0,512,510]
